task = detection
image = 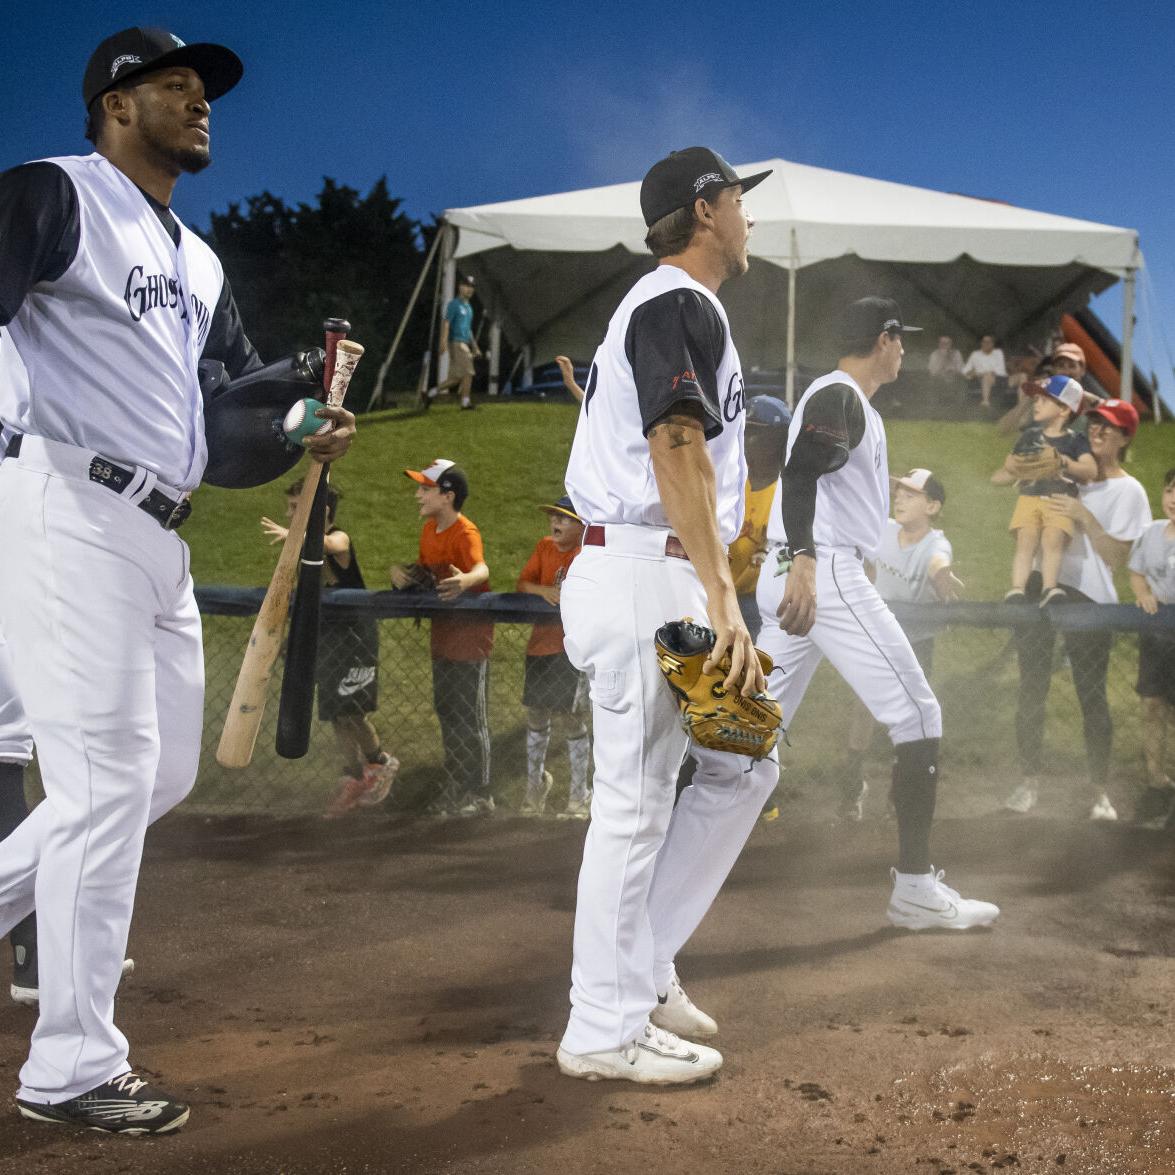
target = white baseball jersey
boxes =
[0,154,225,490]
[874,519,952,643]
[766,370,888,559]
[565,264,747,545]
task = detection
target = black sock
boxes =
[892,738,939,875]
[0,761,29,839]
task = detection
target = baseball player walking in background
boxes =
[0,27,355,1134]
[756,298,999,930]
[558,147,779,1085]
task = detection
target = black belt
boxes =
[6,434,192,531]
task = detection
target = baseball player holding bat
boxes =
[557,148,779,1085]
[0,27,355,1134]
[755,297,998,930]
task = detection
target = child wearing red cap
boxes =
[991,375,1097,606]
[516,497,590,818]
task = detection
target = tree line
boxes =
[200,177,440,409]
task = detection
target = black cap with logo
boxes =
[836,296,922,345]
[83,27,243,109]
[640,147,772,228]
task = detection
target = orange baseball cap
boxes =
[404,458,456,486]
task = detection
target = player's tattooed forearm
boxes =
[649,413,702,449]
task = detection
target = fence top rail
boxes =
[194,585,1175,633]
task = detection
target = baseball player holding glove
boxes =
[755,297,999,931]
[0,28,355,1134]
[557,147,779,1086]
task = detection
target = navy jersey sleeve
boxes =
[202,275,262,378]
[779,383,865,553]
[0,163,80,326]
[624,289,726,439]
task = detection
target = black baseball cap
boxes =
[457,274,476,287]
[640,147,772,228]
[83,27,243,109]
[837,296,922,345]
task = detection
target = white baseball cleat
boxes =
[650,974,718,1038]
[887,868,999,931]
[1003,782,1039,814]
[556,1022,722,1085]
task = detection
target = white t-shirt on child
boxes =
[1128,520,1175,604]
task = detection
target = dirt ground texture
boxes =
[1,804,1173,1175]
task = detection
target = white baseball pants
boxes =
[558,528,778,1056]
[756,548,942,745]
[0,626,33,764]
[0,440,203,1103]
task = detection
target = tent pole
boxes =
[522,343,534,389]
[435,227,456,390]
[785,228,798,407]
[1120,265,1136,403]
[367,225,445,411]
[488,320,501,396]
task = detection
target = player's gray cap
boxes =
[640,147,772,227]
[84,27,243,109]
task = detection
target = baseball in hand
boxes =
[282,398,332,445]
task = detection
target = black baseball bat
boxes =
[275,318,350,758]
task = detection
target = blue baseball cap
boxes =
[746,395,792,429]
[540,495,582,523]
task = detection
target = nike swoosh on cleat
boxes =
[638,1043,700,1063]
[895,899,959,919]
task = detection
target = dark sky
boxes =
[6,2,1175,389]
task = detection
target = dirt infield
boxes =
[1,808,1173,1174]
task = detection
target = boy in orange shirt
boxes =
[392,459,494,816]
[516,497,590,818]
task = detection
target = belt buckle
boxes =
[162,496,192,531]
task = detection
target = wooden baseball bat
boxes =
[275,319,350,758]
[217,338,365,768]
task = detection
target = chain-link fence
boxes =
[191,587,1175,822]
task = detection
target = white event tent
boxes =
[435,157,1141,405]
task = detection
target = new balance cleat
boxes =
[17,1071,188,1135]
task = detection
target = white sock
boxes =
[567,734,590,803]
[526,725,551,790]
